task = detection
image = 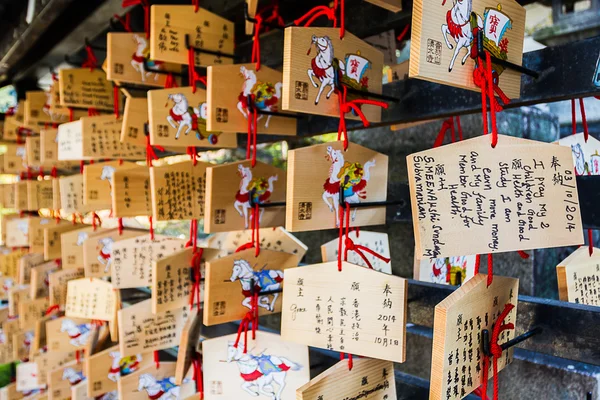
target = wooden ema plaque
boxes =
[149,5,234,66]
[147,86,237,148]
[18,297,49,330]
[39,129,78,169]
[110,233,186,289]
[206,64,297,135]
[58,174,93,214]
[121,96,148,147]
[30,261,60,299]
[16,362,44,393]
[206,227,308,259]
[112,165,152,217]
[0,382,24,400]
[151,247,197,314]
[174,312,201,385]
[3,186,16,209]
[46,316,97,353]
[18,253,45,285]
[3,143,26,174]
[24,91,58,127]
[117,361,195,400]
[82,161,138,208]
[107,32,182,87]
[296,357,396,400]
[150,159,209,221]
[0,249,28,280]
[57,116,146,161]
[65,278,118,321]
[58,68,114,110]
[47,359,85,400]
[25,180,54,210]
[60,226,109,269]
[202,330,310,400]
[28,218,54,253]
[557,132,600,175]
[84,346,151,398]
[43,222,81,261]
[26,137,61,170]
[556,247,600,306]
[48,268,84,307]
[205,160,286,233]
[117,299,190,357]
[364,0,402,12]
[414,253,477,285]
[407,135,584,259]
[282,27,383,121]
[13,330,35,362]
[430,274,518,400]
[409,0,525,98]
[204,248,300,326]
[3,116,20,142]
[287,141,388,232]
[281,261,408,363]
[321,230,392,274]
[14,181,28,211]
[8,285,30,317]
[82,228,141,278]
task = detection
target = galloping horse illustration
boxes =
[227,341,302,400]
[230,259,283,312]
[441,0,483,72]
[233,164,278,229]
[131,34,163,81]
[237,66,282,129]
[322,146,375,225]
[60,319,92,347]
[166,93,209,141]
[62,367,85,386]
[307,35,344,105]
[137,374,185,400]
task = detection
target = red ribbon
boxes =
[187,147,198,166]
[113,13,132,32]
[189,248,203,312]
[122,0,149,38]
[149,216,155,240]
[92,212,102,231]
[192,0,200,12]
[342,203,390,269]
[252,15,263,71]
[192,355,203,397]
[187,46,207,93]
[145,134,164,167]
[294,0,340,36]
[165,73,178,89]
[82,45,98,71]
[246,95,259,167]
[481,303,515,400]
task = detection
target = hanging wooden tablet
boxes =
[13,329,35,361]
[2,186,16,209]
[57,116,145,161]
[60,226,109,269]
[0,343,14,366]
[8,285,30,317]
[407,135,584,259]
[43,222,80,261]
[58,174,93,214]
[557,132,600,175]
[409,0,525,98]
[14,181,28,211]
[46,317,97,354]
[149,5,235,66]
[18,298,49,330]
[147,86,237,148]
[48,268,84,307]
[47,360,85,400]
[0,308,8,326]
[24,92,56,128]
[3,116,20,142]
[121,97,148,147]
[287,141,388,232]
[0,248,27,278]
[26,137,52,169]
[414,252,477,285]
[149,159,209,221]
[282,261,408,363]
[82,228,141,278]
[81,161,138,208]
[174,313,201,385]
[150,247,194,314]
[202,330,310,399]
[556,248,600,305]
[321,230,392,273]
[30,261,60,298]
[28,218,54,254]
[27,180,54,211]
[30,311,59,360]
[110,233,186,288]
[58,68,114,110]
[107,32,182,87]
[206,64,297,135]
[296,357,396,400]
[204,160,286,233]
[204,248,299,326]
[65,278,118,321]
[117,361,195,400]
[18,253,45,285]
[429,274,518,400]
[117,299,190,357]
[206,226,309,258]
[70,380,89,400]
[84,346,150,398]
[111,165,152,217]
[16,362,44,393]
[0,382,23,400]
[282,27,384,121]
[364,0,403,12]
[39,129,78,170]
[3,143,26,174]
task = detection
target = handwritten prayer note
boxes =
[65,278,118,321]
[407,135,584,259]
[58,68,113,110]
[281,261,407,363]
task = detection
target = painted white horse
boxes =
[237,66,282,129]
[322,146,376,225]
[60,319,92,347]
[76,231,89,246]
[227,341,301,400]
[307,35,343,105]
[137,374,182,400]
[2,278,14,293]
[22,331,34,349]
[233,164,278,229]
[101,165,116,194]
[572,143,587,175]
[131,34,161,82]
[441,0,483,72]
[230,259,283,311]
[108,351,142,382]
[98,237,114,273]
[62,367,85,385]
[166,93,205,139]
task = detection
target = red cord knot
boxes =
[187,147,198,166]
[82,45,98,71]
[187,44,207,93]
[189,248,203,312]
[481,303,515,400]
[337,86,388,150]
[294,0,340,34]
[113,13,132,32]
[343,237,390,270]
[145,134,164,167]
[164,73,178,89]
[45,304,60,316]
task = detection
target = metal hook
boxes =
[475,29,539,79]
[482,327,542,357]
[333,64,401,103]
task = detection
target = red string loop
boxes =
[145,134,164,167]
[154,350,160,369]
[45,304,60,316]
[481,303,515,400]
[189,248,203,312]
[187,46,207,93]
[82,45,98,71]
[122,0,149,38]
[92,212,101,231]
[396,24,410,42]
[187,147,198,166]
[164,73,178,89]
[252,15,263,71]
[245,95,259,167]
[118,218,124,235]
[517,250,529,259]
[342,203,389,269]
[113,13,132,32]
